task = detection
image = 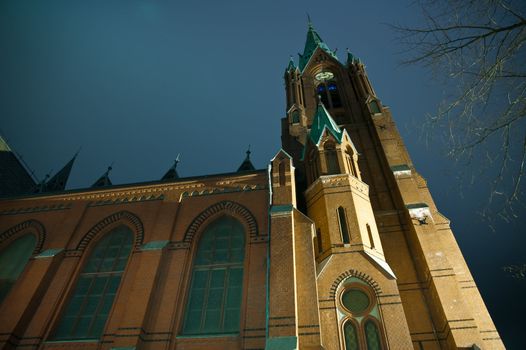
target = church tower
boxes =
[273,23,504,349]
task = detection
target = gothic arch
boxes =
[183,201,258,243]
[76,210,144,251]
[0,219,46,254]
[329,269,382,300]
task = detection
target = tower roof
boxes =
[237,147,256,172]
[308,102,344,145]
[92,166,113,188]
[44,152,77,192]
[299,22,338,71]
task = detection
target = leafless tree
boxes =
[395,0,526,223]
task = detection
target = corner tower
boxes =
[279,23,504,349]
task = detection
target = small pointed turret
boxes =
[299,21,338,71]
[346,48,360,65]
[45,152,78,192]
[237,146,256,172]
[286,56,296,72]
[308,101,344,145]
[34,174,50,193]
[161,154,180,181]
[92,165,113,188]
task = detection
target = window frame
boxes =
[180,214,249,338]
[48,224,135,342]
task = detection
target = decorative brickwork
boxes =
[329,269,382,300]
[183,200,259,242]
[76,210,144,251]
[0,219,45,254]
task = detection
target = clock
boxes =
[315,71,334,81]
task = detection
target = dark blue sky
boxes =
[1,0,524,347]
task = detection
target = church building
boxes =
[0,23,503,350]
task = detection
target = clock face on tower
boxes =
[315,71,334,82]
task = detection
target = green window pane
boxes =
[344,321,360,350]
[182,216,245,335]
[52,225,133,340]
[365,320,382,350]
[342,289,370,314]
[0,234,36,303]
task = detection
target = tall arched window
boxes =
[325,142,340,175]
[183,216,245,335]
[52,225,133,340]
[338,207,351,244]
[0,234,36,303]
[339,279,385,350]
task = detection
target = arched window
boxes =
[338,207,351,244]
[338,280,385,350]
[345,147,359,177]
[316,79,342,109]
[325,142,340,175]
[0,234,36,303]
[52,225,133,340]
[183,216,245,335]
[343,320,360,350]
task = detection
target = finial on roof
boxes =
[91,164,113,188]
[307,13,313,28]
[246,145,251,159]
[161,154,181,181]
[237,146,256,172]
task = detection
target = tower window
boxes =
[279,162,286,186]
[366,224,375,249]
[338,207,351,244]
[291,110,300,124]
[52,226,133,340]
[0,234,36,303]
[316,78,342,109]
[316,228,323,253]
[369,100,381,114]
[183,216,245,335]
[324,142,340,175]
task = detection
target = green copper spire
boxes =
[299,22,338,71]
[308,101,344,145]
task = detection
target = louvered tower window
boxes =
[52,226,133,340]
[0,234,36,303]
[316,80,342,109]
[183,216,245,335]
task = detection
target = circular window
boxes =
[341,288,370,314]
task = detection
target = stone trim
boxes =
[329,269,382,299]
[76,210,144,251]
[183,201,259,242]
[0,219,46,254]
